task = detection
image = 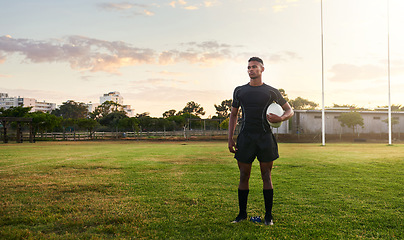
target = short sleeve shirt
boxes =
[232,83,287,133]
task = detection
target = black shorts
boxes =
[234,131,279,164]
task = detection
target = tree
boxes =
[214,100,232,119]
[136,112,150,118]
[377,104,404,111]
[382,117,399,136]
[99,111,128,131]
[29,112,62,138]
[333,104,356,109]
[338,112,364,136]
[91,101,123,119]
[52,100,89,119]
[290,97,318,110]
[0,106,32,117]
[155,118,170,131]
[77,118,99,139]
[163,109,176,118]
[136,115,153,132]
[331,104,367,111]
[180,101,205,117]
[382,117,399,126]
[61,118,76,132]
[166,114,187,131]
[118,117,139,132]
[277,89,317,110]
[220,118,229,130]
[0,107,33,142]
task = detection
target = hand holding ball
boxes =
[266,103,284,128]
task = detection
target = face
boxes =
[247,61,264,79]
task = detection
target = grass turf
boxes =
[0,141,403,239]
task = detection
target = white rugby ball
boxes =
[266,103,284,128]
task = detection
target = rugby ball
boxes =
[266,103,284,128]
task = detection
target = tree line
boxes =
[1,89,403,138]
[0,100,232,139]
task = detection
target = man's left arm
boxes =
[267,102,294,123]
[280,102,294,121]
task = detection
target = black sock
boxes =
[238,189,249,217]
[263,189,274,219]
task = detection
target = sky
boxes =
[1,0,404,117]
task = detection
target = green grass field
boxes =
[0,141,403,239]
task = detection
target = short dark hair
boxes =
[248,57,264,65]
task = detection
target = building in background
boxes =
[0,93,56,113]
[123,105,134,117]
[2,91,134,117]
[85,102,100,114]
[34,101,56,113]
[99,91,134,117]
[100,91,123,105]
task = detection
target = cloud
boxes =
[272,0,300,13]
[178,0,187,5]
[144,10,155,16]
[328,63,386,82]
[97,2,154,16]
[184,6,198,10]
[158,41,235,65]
[0,36,298,73]
[237,51,300,64]
[182,41,232,50]
[0,54,6,64]
[98,2,138,10]
[272,5,288,12]
[97,1,218,16]
[146,70,183,76]
[0,35,156,73]
[158,50,178,65]
[204,1,219,7]
[169,0,218,10]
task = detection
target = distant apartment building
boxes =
[0,93,56,113]
[99,91,134,117]
[100,91,123,105]
[35,101,57,113]
[85,102,100,113]
[123,105,134,117]
[0,93,35,109]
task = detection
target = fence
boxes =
[3,129,402,143]
[23,129,229,141]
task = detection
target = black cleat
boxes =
[264,215,274,225]
[231,214,247,223]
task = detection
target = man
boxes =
[228,57,294,225]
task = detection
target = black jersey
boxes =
[232,83,287,133]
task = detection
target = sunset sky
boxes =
[1,0,403,117]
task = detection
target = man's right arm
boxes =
[228,106,239,153]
